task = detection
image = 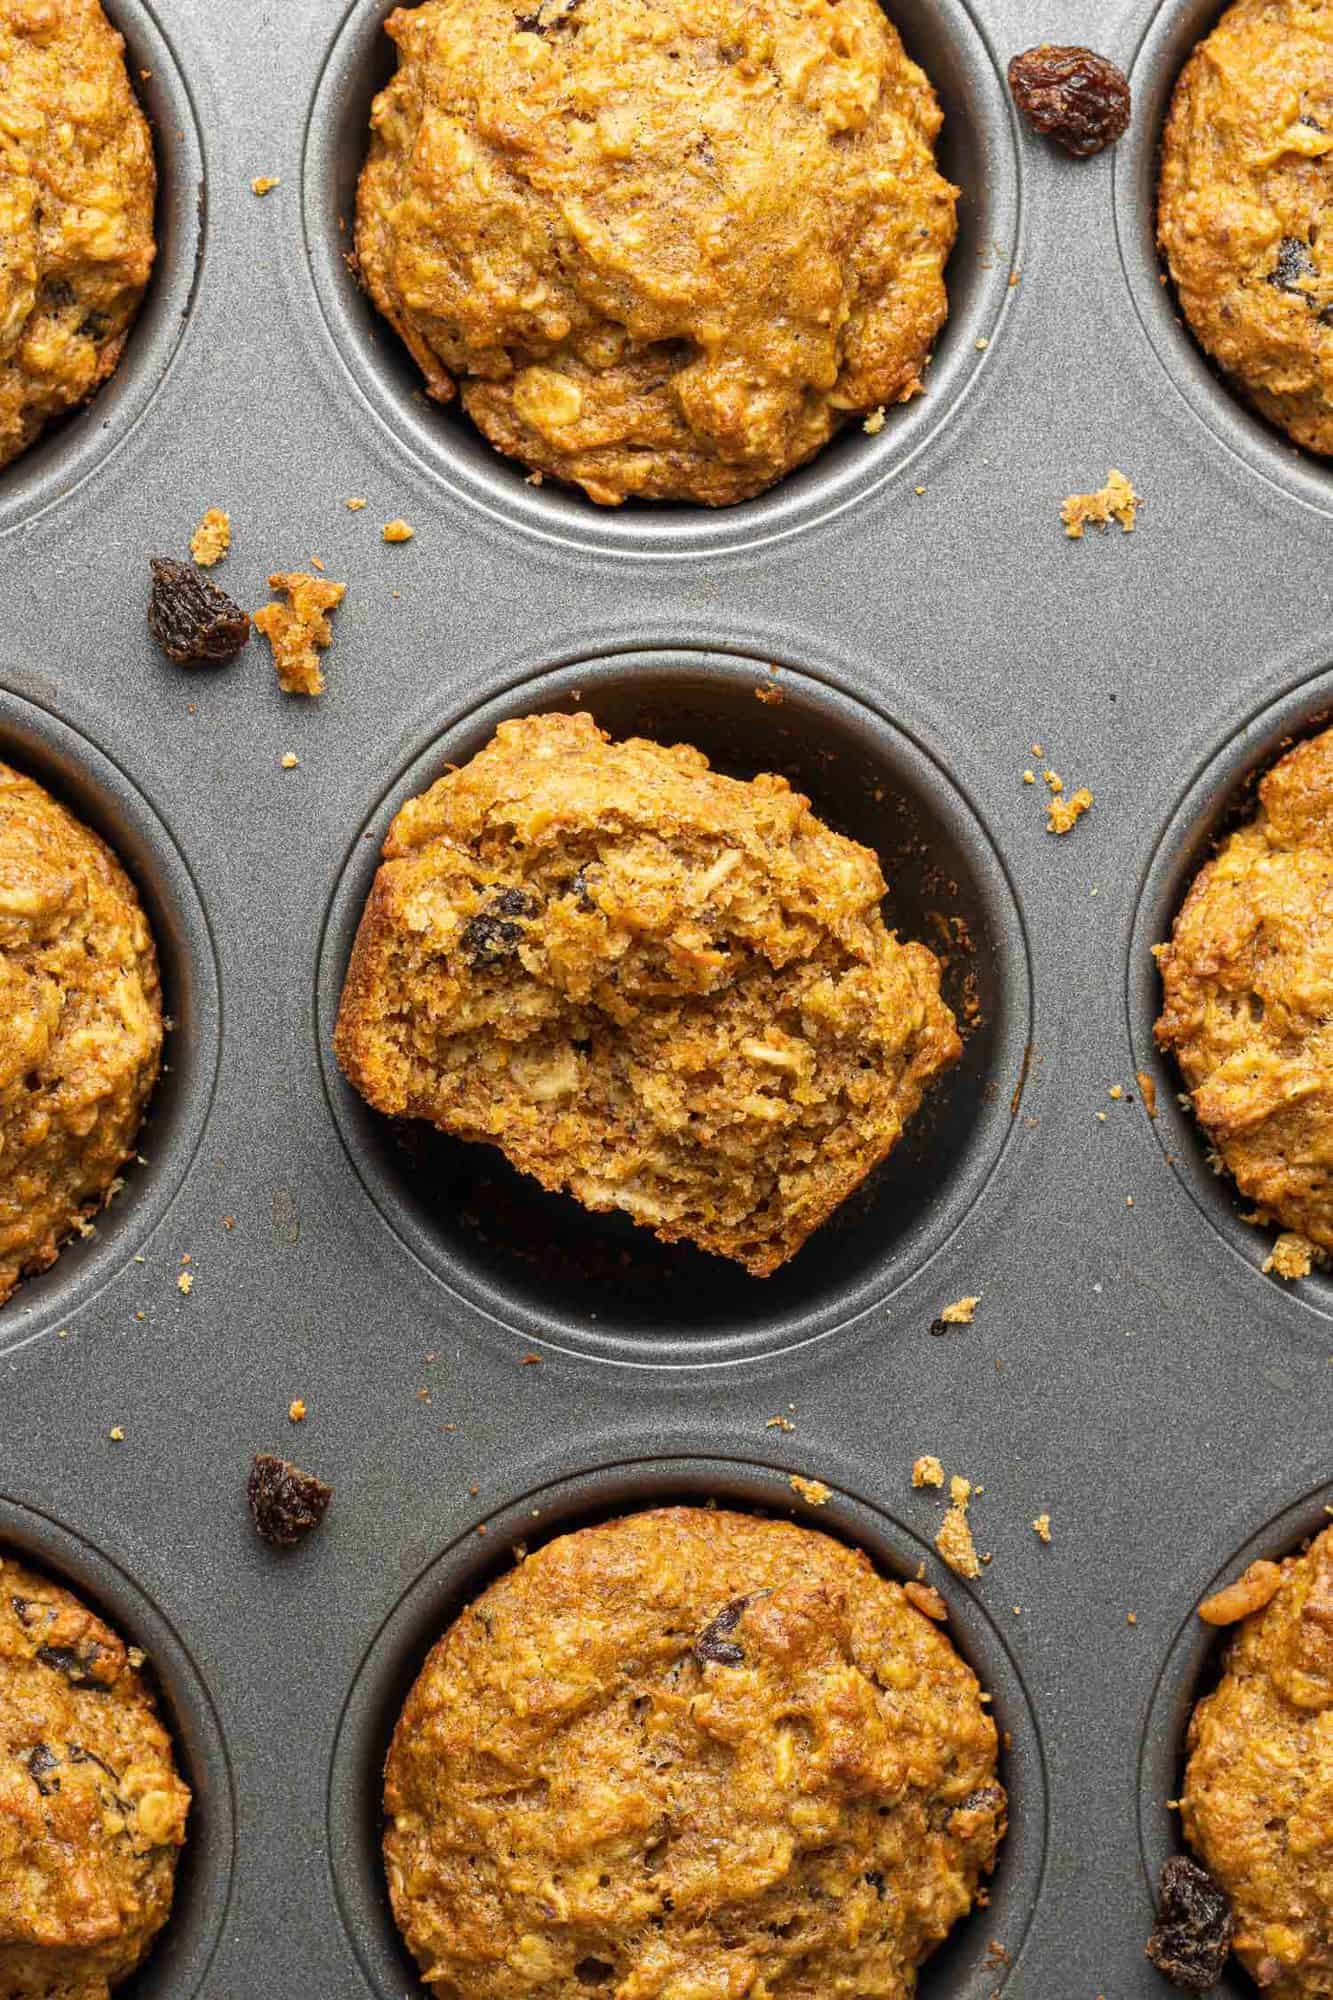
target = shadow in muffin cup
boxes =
[0,0,207,539]
[1113,0,1333,518]
[0,1496,234,2000]
[316,650,1031,1365]
[0,686,221,1355]
[1129,664,1333,1324]
[300,0,1020,559]
[326,1456,1047,2000]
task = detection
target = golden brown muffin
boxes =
[1157,0,1332,457]
[0,1552,190,1999]
[0,0,157,472]
[334,711,960,1275]
[1155,725,1333,1258]
[0,766,162,1305]
[355,0,957,506]
[1182,1525,1333,1999]
[384,1507,1006,1999]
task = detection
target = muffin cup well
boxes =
[0,687,220,1355]
[327,1455,1046,2000]
[1136,1475,1333,1999]
[299,0,1020,561]
[0,1494,234,2000]
[1113,0,1333,518]
[316,649,1031,1366]
[0,0,207,538]
[1129,663,1333,1324]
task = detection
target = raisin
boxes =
[36,1642,107,1687]
[1007,45,1131,157]
[20,1743,60,1796]
[1146,1855,1233,1992]
[77,310,109,341]
[460,889,539,968]
[515,0,581,33]
[148,557,251,666]
[1270,236,1318,294]
[568,869,596,911]
[247,1453,333,1547]
[693,1596,749,1667]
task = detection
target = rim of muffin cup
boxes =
[326,1453,1048,2000]
[315,647,1033,1367]
[1136,1472,1333,1994]
[0,684,221,1355]
[1113,0,1333,519]
[1129,659,1333,1321]
[0,0,208,540]
[299,0,1022,561]
[0,1493,235,2000]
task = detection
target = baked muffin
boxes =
[0,1552,190,1998]
[1158,0,1332,457]
[334,711,960,1275]
[0,766,162,1305]
[384,1507,1006,1998]
[1155,725,1333,1259]
[0,0,157,472]
[355,0,958,505]
[1182,1525,1333,1999]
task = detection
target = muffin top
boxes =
[384,1507,1006,1998]
[0,0,157,471]
[1182,1525,1333,1999]
[0,765,162,1305]
[355,0,957,505]
[1154,725,1333,1257]
[334,710,960,1274]
[0,1552,190,1999]
[1157,0,1332,457]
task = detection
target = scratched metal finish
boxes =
[0,0,1330,1995]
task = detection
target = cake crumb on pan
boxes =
[936,1487,981,1580]
[913,1454,945,1489]
[1262,1232,1315,1281]
[345,496,367,510]
[254,572,346,696]
[790,1475,832,1507]
[382,518,415,543]
[1047,786,1094,835]
[1032,1513,1052,1543]
[288,1398,307,1424]
[1061,469,1140,538]
[189,507,231,566]
[251,175,280,196]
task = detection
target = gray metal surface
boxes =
[0,0,1330,1993]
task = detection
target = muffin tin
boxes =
[1,0,1331,1994]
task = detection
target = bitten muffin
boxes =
[383,1507,1006,1998]
[354,0,958,505]
[0,0,157,472]
[334,711,960,1275]
[1157,0,1332,457]
[0,1552,190,1998]
[0,766,162,1305]
[1182,1525,1333,1999]
[1155,725,1333,1258]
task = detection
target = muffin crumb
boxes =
[913,1454,945,1489]
[251,175,280,196]
[1032,1513,1052,1543]
[254,572,346,696]
[790,1474,832,1507]
[1262,1231,1315,1281]
[189,507,231,566]
[1047,787,1094,835]
[382,518,415,543]
[1061,470,1140,538]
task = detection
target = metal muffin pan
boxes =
[1,0,1331,1992]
